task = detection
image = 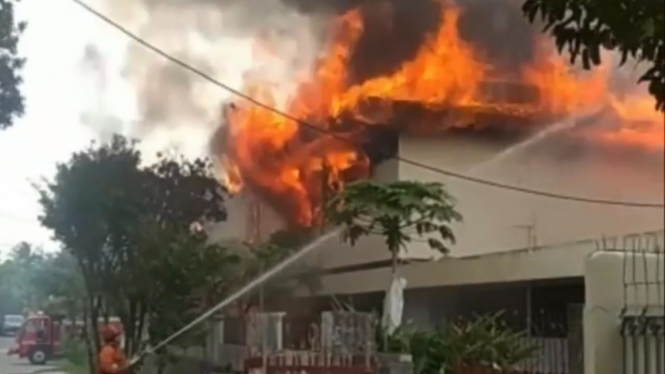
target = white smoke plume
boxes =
[80,0,327,157]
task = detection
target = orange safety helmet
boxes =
[101,325,120,342]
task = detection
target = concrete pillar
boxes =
[584,250,665,374]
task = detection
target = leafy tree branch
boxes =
[523,0,664,110]
[326,180,462,273]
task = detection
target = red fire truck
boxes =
[7,313,122,365]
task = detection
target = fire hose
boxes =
[126,228,341,368]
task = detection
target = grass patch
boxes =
[60,360,89,374]
[60,339,90,374]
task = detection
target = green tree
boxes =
[36,251,86,321]
[37,134,235,371]
[119,153,228,356]
[0,0,26,130]
[0,242,50,312]
[143,231,239,374]
[37,135,147,372]
[326,180,462,273]
[0,243,75,320]
[522,0,665,110]
[0,255,23,315]
[232,229,320,313]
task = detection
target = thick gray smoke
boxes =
[84,0,542,141]
[88,0,328,148]
[81,0,657,160]
[79,44,126,142]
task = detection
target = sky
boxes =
[0,0,229,259]
[0,0,131,257]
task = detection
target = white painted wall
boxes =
[207,190,285,244]
[398,134,665,256]
[306,132,664,271]
[210,132,663,283]
[295,158,449,270]
[584,232,665,374]
[297,234,600,296]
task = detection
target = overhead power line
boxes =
[68,0,664,209]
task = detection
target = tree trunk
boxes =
[135,303,147,353]
[85,294,102,373]
[122,298,136,356]
[156,352,168,374]
[122,299,148,357]
[82,306,96,374]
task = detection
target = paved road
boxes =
[0,337,64,374]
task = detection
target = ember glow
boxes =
[218,2,664,228]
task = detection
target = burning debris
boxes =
[212,1,662,228]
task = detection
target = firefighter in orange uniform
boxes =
[98,325,129,374]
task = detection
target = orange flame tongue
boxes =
[289,9,365,123]
[597,96,665,150]
[221,9,367,227]
[334,6,487,118]
[523,40,663,150]
[522,41,608,114]
[220,2,664,228]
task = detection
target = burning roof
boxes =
[216,1,664,228]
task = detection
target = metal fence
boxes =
[598,231,665,374]
[621,314,665,374]
[165,309,582,374]
[464,309,574,374]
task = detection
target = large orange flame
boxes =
[522,40,608,114]
[221,10,368,227]
[220,2,664,228]
[334,6,487,115]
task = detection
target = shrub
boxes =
[382,311,538,374]
[443,312,539,370]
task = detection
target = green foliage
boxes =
[241,229,311,276]
[63,339,89,368]
[38,135,147,355]
[60,359,89,374]
[35,133,317,370]
[384,326,448,374]
[522,0,665,110]
[146,231,239,348]
[0,261,22,315]
[326,180,462,269]
[383,312,538,374]
[0,243,52,313]
[36,134,235,364]
[0,243,85,320]
[0,0,26,130]
[445,312,539,369]
[231,228,320,309]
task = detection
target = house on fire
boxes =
[200,1,664,372]
[206,114,663,372]
[210,104,665,315]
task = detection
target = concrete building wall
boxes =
[297,230,664,297]
[398,135,665,256]
[296,233,604,297]
[583,233,665,374]
[210,132,663,295]
[297,158,447,270]
[207,190,285,244]
[302,133,664,272]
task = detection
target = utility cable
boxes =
[68,0,664,209]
